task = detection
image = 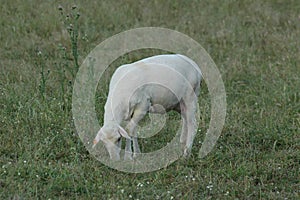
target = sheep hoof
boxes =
[183,148,191,158]
[124,152,133,161]
[133,153,140,159]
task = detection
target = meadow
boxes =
[0,0,299,199]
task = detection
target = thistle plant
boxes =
[58,4,81,75]
[35,50,50,99]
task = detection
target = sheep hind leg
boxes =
[179,100,188,152]
[183,96,198,158]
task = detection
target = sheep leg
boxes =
[124,138,133,160]
[131,110,147,158]
[179,100,188,151]
[124,123,141,160]
[132,135,141,158]
[183,95,197,157]
[124,102,150,160]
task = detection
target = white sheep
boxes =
[93,54,202,160]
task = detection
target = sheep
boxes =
[93,54,202,161]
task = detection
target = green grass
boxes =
[0,0,299,199]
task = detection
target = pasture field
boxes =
[0,0,299,199]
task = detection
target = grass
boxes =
[0,0,299,199]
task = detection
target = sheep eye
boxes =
[116,137,121,143]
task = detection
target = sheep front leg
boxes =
[124,138,133,160]
[124,109,148,160]
[124,123,141,160]
[132,136,141,158]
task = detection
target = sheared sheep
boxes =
[93,54,202,160]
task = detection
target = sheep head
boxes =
[93,123,131,160]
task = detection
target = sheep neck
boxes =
[103,101,125,126]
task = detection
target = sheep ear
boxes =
[92,128,103,148]
[118,125,131,139]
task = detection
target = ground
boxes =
[0,0,299,199]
